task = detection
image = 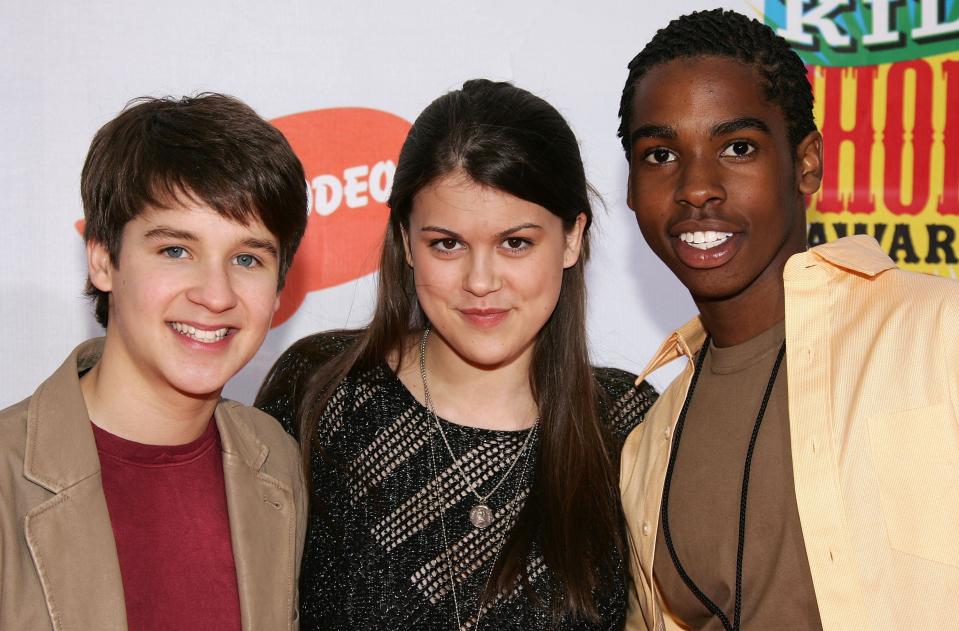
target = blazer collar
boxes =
[22,339,129,630]
[215,401,269,473]
[215,402,296,631]
[24,338,104,493]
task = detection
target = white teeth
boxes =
[170,322,230,343]
[678,231,734,250]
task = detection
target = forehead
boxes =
[411,174,559,231]
[127,201,276,244]
[629,56,786,139]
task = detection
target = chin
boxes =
[165,368,233,400]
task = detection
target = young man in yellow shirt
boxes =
[617,9,959,631]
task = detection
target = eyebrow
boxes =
[630,124,676,144]
[711,116,770,136]
[420,223,544,240]
[241,238,279,258]
[144,227,278,257]
[144,227,198,242]
[629,116,771,145]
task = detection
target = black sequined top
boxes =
[257,334,658,631]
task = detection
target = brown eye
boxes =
[722,141,756,157]
[644,148,676,164]
[430,238,465,253]
[501,237,532,253]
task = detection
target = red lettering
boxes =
[884,60,933,215]
[940,60,959,215]
[818,66,877,214]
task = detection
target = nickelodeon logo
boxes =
[74,107,412,328]
[270,108,411,327]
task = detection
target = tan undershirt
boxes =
[654,321,822,630]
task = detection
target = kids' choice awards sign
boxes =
[766,0,959,278]
[270,108,411,327]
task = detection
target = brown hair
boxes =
[81,92,307,326]
[259,79,623,621]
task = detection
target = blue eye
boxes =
[234,254,259,268]
[162,246,188,259]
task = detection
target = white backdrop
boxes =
[0,0,759,407]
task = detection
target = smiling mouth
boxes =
[169,322,233,344]
[678,231,734,250]
[459,309,510,328]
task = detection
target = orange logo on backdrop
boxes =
[270,108,411,326]
[74,107,412,328]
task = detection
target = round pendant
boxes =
[470,504,494,529]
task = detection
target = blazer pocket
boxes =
[868,403,959,567]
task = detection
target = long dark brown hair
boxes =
[259,79,624,621]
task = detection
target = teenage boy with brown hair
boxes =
[0,93,308,630]
[618,9,959,631]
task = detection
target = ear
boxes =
[796,131,824,196]
[86,240,114,292]
[626,159,635,211]
[401,225,413,267]
[563,213,588,268]
[273,294,281,314]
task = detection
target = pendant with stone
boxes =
[470,504,493,528]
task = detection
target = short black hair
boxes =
[81,93,307,327]
[617,8,816,160]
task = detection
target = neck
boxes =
[80,344,217,446]
[697,284,785,348]
[695,242,801,348]
[396,330,538,431]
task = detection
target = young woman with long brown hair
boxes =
[257,78,657,630]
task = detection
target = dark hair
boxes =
[617,8,816,160]
[81,92,308,327]
[262,79,623,621]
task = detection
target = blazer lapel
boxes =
[22,340,127,630]
[217,404,297,631]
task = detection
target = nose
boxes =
[675,153,726,210]
[186,263,239,313]
[462,250,501,297]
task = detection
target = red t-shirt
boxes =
[92,419,242,631]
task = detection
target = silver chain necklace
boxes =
[427,416,536,631]
[418,325,539,529]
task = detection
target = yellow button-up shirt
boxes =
[622,235,959,631]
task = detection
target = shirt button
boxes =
[642,521,651,536]
[663,426,671,440]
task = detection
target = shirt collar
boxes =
[634,235,895,386]
[806,234,896,277]
[637,316,706,384]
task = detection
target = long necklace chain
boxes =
[427,418,536,631]
[660,335,786,631]
[419,325,539,529]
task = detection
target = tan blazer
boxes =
[621,236,959,630]
[0,339,307,631]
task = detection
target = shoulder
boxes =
[218,400,301,471]
[841,266,959,327]
[268,331,360,383]
[255,331,362,438]
[592,366,659,443]
[0,396,30,464]
[0,396,29,430]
